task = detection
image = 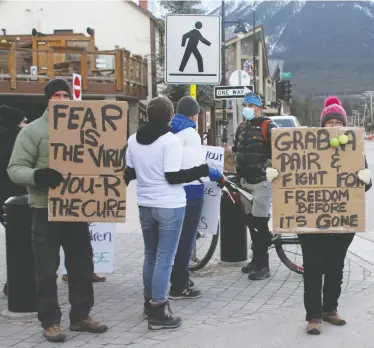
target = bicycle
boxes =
[189,172,304,275]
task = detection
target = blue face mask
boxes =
[243,107,255,121]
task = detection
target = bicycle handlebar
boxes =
[218,174,254,204]
[223,171,237,177]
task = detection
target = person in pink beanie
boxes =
[266,96,372,334]
[298,96,372,335]
[319,96,347,126]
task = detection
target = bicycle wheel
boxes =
[273,234,304,275]
[189,225,220,272]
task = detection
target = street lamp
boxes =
[233,18,248,37]
[221,0,248,144]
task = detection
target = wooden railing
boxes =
[0,43,148,98]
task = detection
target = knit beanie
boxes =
[176,96,200,117]
[45,78,72,102]
[320,96,347,126]
[146,96,174,123]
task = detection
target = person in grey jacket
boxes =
[7,78,107,343]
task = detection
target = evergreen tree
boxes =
[290,96,320,127]
[159,1,204,14]
[341,98,353,116]
[157,1,213,107]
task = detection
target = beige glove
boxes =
[266,167,279,183]
[358,168,371,185]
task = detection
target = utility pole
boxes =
[221,0,227,144]
[220,1,248,145]
[364,91,374,126]
[252,6,256,93]
[352,110,355,126]
[354,109,360,127]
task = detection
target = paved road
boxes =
[0,143,373,347]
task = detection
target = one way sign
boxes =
[214,85,254,100]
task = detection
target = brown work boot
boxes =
[93,273,106,282]
[307,319,322,335]
[70,316,108,333]
[43,324,66,342]
[322,311,346,325]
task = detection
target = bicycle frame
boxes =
[189,173,304,274]
[222,173,304,275]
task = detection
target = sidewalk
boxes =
[0,183,372,347]
[157,288,374,348]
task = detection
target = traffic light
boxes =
[284,80,292,101]
[276,81,285,100]
[276,80,292,101]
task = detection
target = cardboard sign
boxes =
[271,127,366,234]
[48,100,128,222]
[197,146,224,235]
[59,222,115,274]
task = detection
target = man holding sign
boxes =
[7,78,108,342]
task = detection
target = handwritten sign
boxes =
[271,127,365,233]
[197,146,224,235]
[59,222,115,274]
[48,101,127,222]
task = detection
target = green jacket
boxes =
[7,109,49,208]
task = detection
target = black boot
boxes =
[3,282,7,296]
[248,217,271,280]
[241,254,257,273]
[242,215,258,273]
[248,253,270,280]
[148,301,182,330]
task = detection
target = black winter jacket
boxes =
[232,116,278,184]
[0,126,27,214]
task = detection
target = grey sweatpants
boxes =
[239,178,272,264]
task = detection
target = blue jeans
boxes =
[170,197,204,292]
[139,206,185,302]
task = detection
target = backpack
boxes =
[260,119,271,142]
[238,119,271,142]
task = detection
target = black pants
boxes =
[246,214,271,267]
[170,197,204,292]
[31,208,94,328]
[298,233,355,321]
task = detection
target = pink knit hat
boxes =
[320,96,347,126]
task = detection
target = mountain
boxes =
[210,0,374,96]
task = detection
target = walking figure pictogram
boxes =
[179,21,211,73]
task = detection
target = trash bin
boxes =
[3,195,36,313]
[220,190,248,262]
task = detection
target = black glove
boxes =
[34,168,63,189]
[124,167,136,186]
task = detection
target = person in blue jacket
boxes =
[169,96,208,299]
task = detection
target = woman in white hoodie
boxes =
[124,96,223,330]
